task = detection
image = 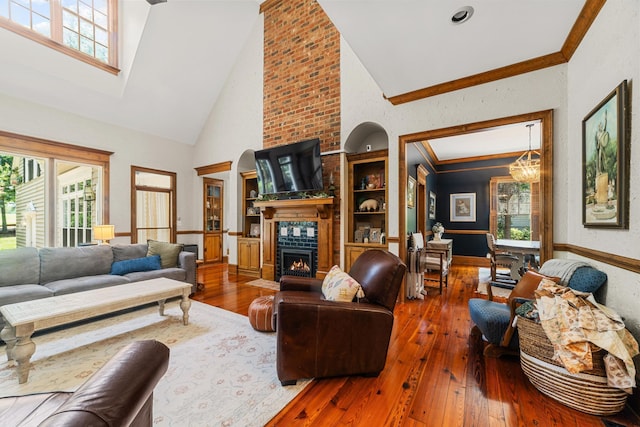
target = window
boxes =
[22,158,42,183]
[58,164,96,247]
[0,130,112,250]
[489,176,540,241]
[131,166,176,244]
[0,0,118,71]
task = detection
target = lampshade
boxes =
[93,225,115,243]
[509,124,540,182]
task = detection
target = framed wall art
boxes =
[428,191,436,220]
[407,176,416,208]
[582,80,629,228]
[369,227,381,243]
[450,193,476,222]
[249,223,261,237]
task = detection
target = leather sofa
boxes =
[274,249,407,385]
[0,340,170,426]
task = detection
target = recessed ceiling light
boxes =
[451,6,474,25]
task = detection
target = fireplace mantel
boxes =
[253,197,334,219]
[254,197,334,280]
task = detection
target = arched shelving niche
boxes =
[344,122,389,154]
[343,122,390,270]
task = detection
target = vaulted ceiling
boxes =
[0,0,602,148]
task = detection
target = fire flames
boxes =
[289,259,311,272]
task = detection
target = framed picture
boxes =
[428,191,436,220]
[407,176,416,208]
[369,227,381,243]
[249,223,261,237]
[450,193,476,222]
[582,80,629,228]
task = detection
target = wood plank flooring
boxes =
[193,263,640,427]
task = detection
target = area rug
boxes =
[476,267,512,299]
[0,301,310,426]
[247,278,280,291]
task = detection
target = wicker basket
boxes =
[516,316,628,416]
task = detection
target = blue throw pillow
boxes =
[568,266,607,294]
[111,255,162,275]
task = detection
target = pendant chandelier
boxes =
[509,123,540,182]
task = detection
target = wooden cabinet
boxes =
[344,150,388,271]
[238,237,260,276]
[237,171,261,276]
[204,233,222,263]
[203,178,223,263]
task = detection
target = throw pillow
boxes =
[508,270,560,304]
[568,266,607,294]
[147,240,183,269]
[111,244,148,262]
[111,255,162,275]
[321,265,365,302]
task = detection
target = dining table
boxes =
[494,239,540,280]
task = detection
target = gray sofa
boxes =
[0,243,197,313]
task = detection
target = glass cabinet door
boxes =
[203,178,223,263]
[206,183,222,232]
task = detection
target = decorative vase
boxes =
[434,232,442,241]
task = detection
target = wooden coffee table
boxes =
[0,277,192,384]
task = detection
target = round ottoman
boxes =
[248,295,275,332]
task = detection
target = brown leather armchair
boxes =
[1,340,169,426]
[273,249,407,386]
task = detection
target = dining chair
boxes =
[421,243,450,294]
[486,233,519,286]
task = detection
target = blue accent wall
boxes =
[407,143,521,257]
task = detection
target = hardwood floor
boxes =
[193,263,640,427]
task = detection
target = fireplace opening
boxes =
[279,248,315,280]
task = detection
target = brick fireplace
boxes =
[260,0,342,267]
[253,197,334,280]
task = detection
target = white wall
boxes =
[339,2,640,342]
[192,16,264,265]
[564,1,640,336]
[0,93,198,246]
[340,38,568,248]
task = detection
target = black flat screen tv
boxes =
[254,138,324,196]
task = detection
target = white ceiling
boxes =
[0,0,590,150]
[427,121,541,162]
[318,0,586,98]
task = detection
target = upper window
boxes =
[0,0,117,71]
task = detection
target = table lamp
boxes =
[93,224,115,244]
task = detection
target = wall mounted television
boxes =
[254,138,324,196]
